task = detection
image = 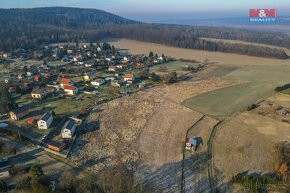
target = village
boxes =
[0,42,209,189]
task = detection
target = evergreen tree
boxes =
[1,87,15,113]
[29,164,43,182]
[149,51,154,57]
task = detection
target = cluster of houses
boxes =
[9,105,77,152]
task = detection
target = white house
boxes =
[61,119,76,139]
[123,74,135,83]
[64,85,78,95]
[108,66,117,71]
[37,113,53,130]
[91,78,105,86]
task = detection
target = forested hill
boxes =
[0,7,288,59]
[0,7,140,29]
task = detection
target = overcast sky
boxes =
[1,0,289,21]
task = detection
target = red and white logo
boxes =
[249,9,277,22]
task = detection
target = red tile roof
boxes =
[60,78,71,85]
[64,85,76,90]
[124,74,134,78]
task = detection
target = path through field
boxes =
[182,116,219,193]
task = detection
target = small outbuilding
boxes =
[47,140,65,152]
[10,106,30,121]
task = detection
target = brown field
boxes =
[213,93,290,192]
[108,39,290,67]
[72,77,240,192]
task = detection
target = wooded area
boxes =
[0,7,288,59]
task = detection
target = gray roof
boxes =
[62,119,75,131]
[40,113,52,121]
[11,106,29,115]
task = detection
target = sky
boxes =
[1,0,289,22]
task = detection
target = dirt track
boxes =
[183,116,219,193]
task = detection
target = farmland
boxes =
[183,65,290,116]
[108,38,290,66]
[108,39,290,117]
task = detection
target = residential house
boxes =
[124,74,135,84]
[10,106,29,120]
[85,63,95,67]
[97,47,102,52]
[91,78,105,86]
[34,76,40,82]
[106,57,113,61]
[61,119,76,138]
[136,63,144,68]
[64,85,78,95]
[31,88,47,99]
[18,73,24,79]
[123,56,129,61]
[60,78,73,88]
[26,71,34,77]
[105,76,116,82]
[47,140,65,152]
[117,64,124,69]
[108,65,117,71]
[37,113,53,130]
[84,72,96,81]
[9,87,15,93]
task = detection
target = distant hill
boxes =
[0,7,140,29]
[0,7,288,59]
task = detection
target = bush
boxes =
[162,72,177,84]
[275,83,290,92]
[247,104,258,111]
[231,173,277,193]
[29,164,43,182]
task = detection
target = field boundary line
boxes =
[181,115,205,193]
[207,120,223,193]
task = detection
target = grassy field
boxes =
[182,65,290,116]
[16,93,96,116]
[280,88,290,94]
[182,82,275,116]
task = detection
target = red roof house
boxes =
[34,76,40,82]
[60,78,73,87]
